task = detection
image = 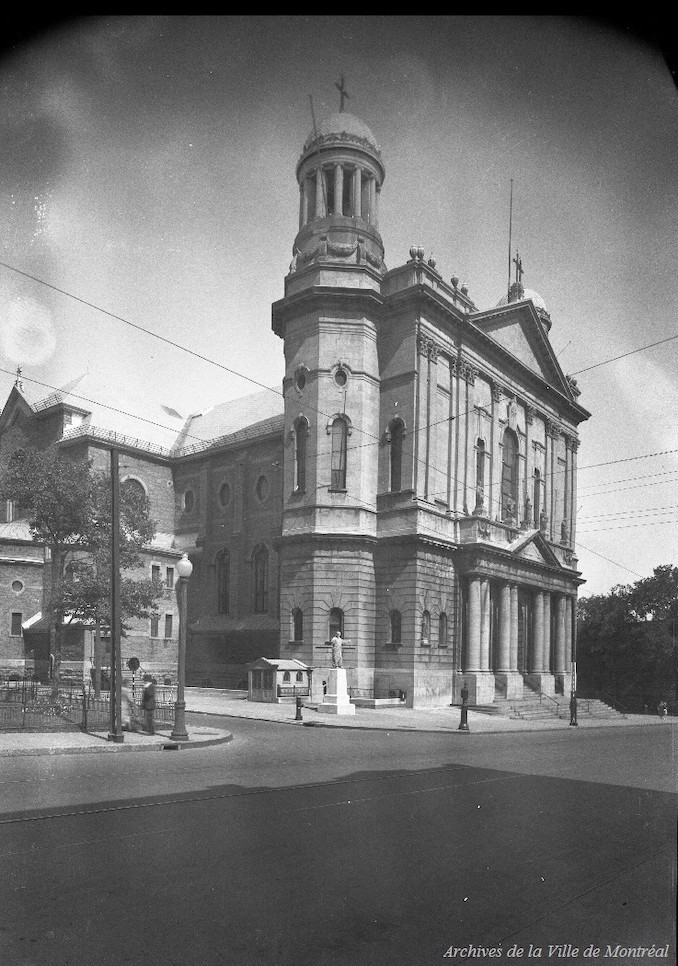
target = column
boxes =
[353,166,362,218]
[315,166,325,218]
[334,163,343,217]
[373,184,380,229]
[480,579,491,670]
[299,180,308,229]
[532,591,544,672]
[509,584,519,671]
[497,582,511,672]
[555,595,566,674]
[542,593,551,672]
[368,176,376,224]
[564,597,573,670]
[466,577,481,671]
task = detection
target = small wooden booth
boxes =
[247,658,312,704]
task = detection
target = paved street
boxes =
[0,716,675,966]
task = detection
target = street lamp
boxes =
[170,552,193,741]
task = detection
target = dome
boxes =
[496,287,551,328]
[303,112,381,154]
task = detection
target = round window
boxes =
[11,580,24,594]
[334,367,347,388]
[219,481,231,507]
[295,369,307,392]
[183,490,195,513]
[256,475,269,502]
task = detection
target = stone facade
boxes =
[0,108,589,706]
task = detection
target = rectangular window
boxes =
[10,612,22,636]
[164,614,173,639]
[151,564,161,583]
[6,500,16,523]
[150,615,159,638]
[165,566,174,590]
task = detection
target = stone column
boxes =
[373,184,380,229]
[334,163,343,217]
[555,595,566,675]
[564,597,573,669]
[497,582,511,672]
[532,591,544,672]
[353,167,362,218]
[480,579,491,670]
[299,180,308,229]
[368,176,376,224]
[466,577,481,672]
[510,584,519,671]
[542,593,552,672]
[315,167,325,219]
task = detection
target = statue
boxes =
[330,630,343,669]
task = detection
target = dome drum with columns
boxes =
[290,112,386,280]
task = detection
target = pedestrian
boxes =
[141,678,157,734]
[121,684,138,732]
[330,629,343,668]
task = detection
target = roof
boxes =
[304,111,381,154]
[247,658,310,671]
[6,376,284,460]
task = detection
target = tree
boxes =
[577,566,678,710]
[0,447,162,692]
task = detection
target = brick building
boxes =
[0,108,590,705]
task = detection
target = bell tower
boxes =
[271,95,386,697]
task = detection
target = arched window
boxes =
[389,420,404,492]
[533,469,541,528]
[293,417,308,492]
[292,608,303,642]
[329,607,344,640]
[331,417,348,490]
[390,610,402,646]
[216,550,230,615]
[439,612,448,648]
[421,610,431,645]
[121,477,146,502]
[296,670,303,682]
[501,428,519,522]
[253,546,269,613]
[283,670,291,682]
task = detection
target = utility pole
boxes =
[108,448,124,742]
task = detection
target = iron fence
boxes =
[0,675,177,733]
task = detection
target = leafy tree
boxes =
[0,447,162,692]
[577,566,678,710]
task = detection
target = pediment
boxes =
[508,529,562,568]
[471,304,572,398]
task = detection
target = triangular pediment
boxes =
[471,303,573,398]
[507,529,562,568]
[0,387,36,433]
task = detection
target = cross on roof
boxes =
[513,251,524,284]
[335,74,350,112]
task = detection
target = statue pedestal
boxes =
[317,668,355,716]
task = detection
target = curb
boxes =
[0,731,233,758]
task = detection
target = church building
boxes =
[0,103,590,707]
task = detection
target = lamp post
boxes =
[170,553,193,741]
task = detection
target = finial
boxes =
[513,250,524,285]
[335,74,350,113]
[14,366,23,390]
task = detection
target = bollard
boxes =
[569,691,578,726]
[295,695,303,721]
[458,682,470,732]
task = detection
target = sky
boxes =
[0,15,676,597]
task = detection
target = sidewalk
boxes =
[0,689,672,757]
[185,688,673,734]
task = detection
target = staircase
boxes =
[489,688,625,721]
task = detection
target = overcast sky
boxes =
[0,15,676,597]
